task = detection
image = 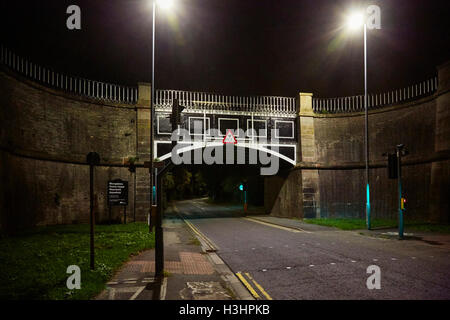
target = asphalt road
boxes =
[172,199,450,300]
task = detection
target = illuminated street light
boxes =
[347,12,364,31]
[346,10,371,230]
[156,0,174,10]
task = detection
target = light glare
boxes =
[347,12,364,30]
[156,0,174,10]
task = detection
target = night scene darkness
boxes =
[2,0,450,96]
[0,0,450,308]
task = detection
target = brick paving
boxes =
[123,252,214,275]
[96,215,230,300]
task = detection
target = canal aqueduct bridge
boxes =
[0,46,448,232]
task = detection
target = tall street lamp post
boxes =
[149,0,175,279]
[347,12,371,230]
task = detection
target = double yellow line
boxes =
[235,272,272,300]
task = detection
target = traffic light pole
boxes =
[397,145,404,240]
[153,99,183,279]
[155,170,164,278]
[244,190,248,214]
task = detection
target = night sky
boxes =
[1,0,449,98]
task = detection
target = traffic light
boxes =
[239,182,248,191]
[387,153,398,179]
[170,98,185,131]
[401,197,406,210]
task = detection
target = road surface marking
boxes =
[391,258,397,261]
[351,260,357,263]
[309,265,314,267]
[236,272,260,299]
[184,219,218,251]
[243,217,304,233]
[129,286,146,300]
[245,273,273,300]
[173,203,218,251]
[123,281,137,284]
[160,277,168,300]
[330,263,336,265]
[108,288,116,300]
[286,267,292,270]
[373,259,378,262]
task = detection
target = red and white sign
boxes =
[223,129,237,144]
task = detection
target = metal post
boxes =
[134,172,136,223]
[364,23,371,230]
[397,146,404,240]
[86,152,100,270]
[155,171,164,278]
[149,0,156,231]
[244,190,248,214]
[89,164,95,270]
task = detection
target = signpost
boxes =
[107,179,128,223]
[86,152,100,270]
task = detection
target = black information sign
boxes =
[107,179,128,206]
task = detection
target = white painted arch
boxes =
[155,141,296,166]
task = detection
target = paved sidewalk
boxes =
[96,213,251,300]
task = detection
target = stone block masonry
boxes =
[1,59,449,231]
[266,62,449,223]
[0,69,152,232]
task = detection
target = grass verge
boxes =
[303,218,450,233]
[0,222,155,300]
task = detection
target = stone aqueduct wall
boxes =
[267,61,450,223]
[0,69,152,233]
[1,61,449,233]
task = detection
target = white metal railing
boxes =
[155,89,297,114]
[312,77,438,114]
[6,45,434,115]
[0,45,138,104]
[1,46,297,113]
